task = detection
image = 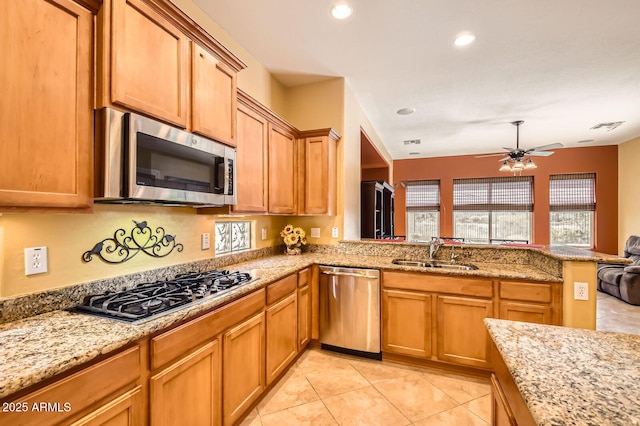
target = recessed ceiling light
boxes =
[454,32,476,47]
[397,107,416,115]
[331,1,353,19]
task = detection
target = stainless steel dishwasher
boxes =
[319,265,381,359]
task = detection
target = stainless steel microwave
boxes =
[95,108,236,206]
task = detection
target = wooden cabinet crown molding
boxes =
[298,127,342,141]
[141,0,246,72]
[237,89,297,136]
[75,0,103,13]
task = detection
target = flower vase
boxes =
[285,246,302,255]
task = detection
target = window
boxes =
[549,173,595,247]
[405,180,440,241]
[453,177,533,244]
[215,221,251,255]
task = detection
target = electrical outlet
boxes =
[311,228,320,238]
[574,281,588,300]
[25,247,48,276]
[332,227,339,238]
[201,233,211,250]
[261,227,267,241]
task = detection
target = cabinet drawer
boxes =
[383,271,492,298]
[499,281,552,303]
[266,274,297,305]
[152,289,265,369]
[2,345,140,426]
[297,268,310,288]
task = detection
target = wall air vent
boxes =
[590,121,625,131]
[403,139,421,145]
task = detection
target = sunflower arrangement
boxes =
[280,224,306,254]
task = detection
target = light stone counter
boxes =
[485,318,640,426]
[0,252,562,400]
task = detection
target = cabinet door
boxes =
[192,44,236,146]
[298,285,311,350]
[491,375,517,426]
[268,125,296,214]
[382,289,432,358]
[233,104,268,212]
[302,136,336,215]
[266,293,298,386]
[436,296,493,368]
[69,387,144,426]
[111,0,188,127]
[223,312,265,426]
[499,301,552,325]
[0,0,92,209]
[150,340,221,426]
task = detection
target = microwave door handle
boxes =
[224,157,230,195]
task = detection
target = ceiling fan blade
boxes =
[475,153,507,158]
[527,151,555,157]
[498,156,511,161]
[529,142,564,152]
[501,147,514,151]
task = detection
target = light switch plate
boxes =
[311,228,321,238]
[201,233,211,250]
[332,227,339,238]
[25,247,48,275]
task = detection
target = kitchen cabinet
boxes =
[106,0,190,127]
[436,295,493,368]
[233,102,269,213]
[297,268,312,350]
[0,0,93,210]
[265,293,298,386]
[491,374,517,426]
[268,124,297,214]
[150,341,221,426]
[222,312,265,426]
[192,43,237,146]
[498,280,561,325]
[382,289,432,358]
[297,130,340,215]
[361,181,395,238]
[0,345,143,426]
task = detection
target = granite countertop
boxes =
[485,318,640,426]
[0,252,560,400]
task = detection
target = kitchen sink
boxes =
[391,259,478,271]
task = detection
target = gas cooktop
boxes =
[71,269,255,324]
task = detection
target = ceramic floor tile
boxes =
[303,362,370,398]
[238,408,262,426]
[257,369,319,415]
[259,400,337,426]
[373,372,458,422]
[296,348,353,371]
[413,405,488,425]
[463,394,491,423]
[420,371,490,404]
[323,385,411,426]
[348,358,417,383]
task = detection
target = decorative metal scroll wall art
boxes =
[82,220,184,264]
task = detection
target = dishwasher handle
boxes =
[321,270,377,279]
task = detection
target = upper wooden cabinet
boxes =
[268,124,297,214]
[0,0,93,210]
[298,130,340,215]
[192,44,237,146]
[97,0,245,136]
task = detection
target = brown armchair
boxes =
[597,236,640,305]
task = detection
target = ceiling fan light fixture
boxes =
[511,160,525,171]
[524,158,537,169]
[499,161,512,172]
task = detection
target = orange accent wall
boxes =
[393,145,618,254]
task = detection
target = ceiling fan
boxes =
[476,121,563,172]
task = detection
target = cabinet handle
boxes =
[199,52,204,58]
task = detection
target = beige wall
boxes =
[618,136,640,254]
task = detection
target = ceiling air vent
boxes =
[590,121,625,131]
[403,139,421,145]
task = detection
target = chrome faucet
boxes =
[429,237,443,260]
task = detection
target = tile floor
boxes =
[240,349,491,426]
[596,290,640,335]
[238,291,639,426]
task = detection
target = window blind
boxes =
[405,180,440,211]
[549,173,596,211]
[453,176,533,211]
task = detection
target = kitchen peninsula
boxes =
[0,241,626,425]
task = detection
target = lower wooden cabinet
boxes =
[491,374,517,426]
[222,312,265,426]
[382,289,432,358]
[70,386,144,426]
[297,284,311,350]
[265,293,298,386]
[436,295,493,368]
[499,301,552,324]
[150,340,221,426]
